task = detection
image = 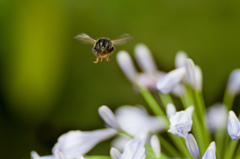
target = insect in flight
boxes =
[75,33,132,63]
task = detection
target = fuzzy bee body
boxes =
[75,33,132,63]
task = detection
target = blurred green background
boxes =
[1,0,240,158]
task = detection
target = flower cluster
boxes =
[31,44,240,159]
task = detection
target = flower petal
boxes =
[166,103,176,119]
[98,105,121,130]
[134,43,158,74]
[120,131,147,159]
[115,106,167,136]
[226,69,240,96]
[157,67,186,94]
[195,65,202,92]
[110,147,122,159]
[55,150,65,159]
[168,106,194,138]
[227,111,240,140]
[150,135,161,158]
[205,104,228,133]
[185,134,199,159]
[202,142,216,159]
[117,51,138,82]
[52,128,117,158]
[175,51,188,68]
[185,58,198,90]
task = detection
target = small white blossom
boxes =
[195,65,203,92]
[134,43,158,74]
[112,106,167,150]
[202,142,216,159]
[205,104,228,133]
[168,106,194,138]
[111,135,132,152]
[166,103,176,119]
[226,69,240,96]
[51,129,117,158]
[76,156,85,159]
[185,59,198,90]
[185,134,200,159]
[135,72,165,91]
[227,111,240,140]
[120,131,147,159]
[98,105,121,131]
[115,106,167,136]
[171,84,186,97]
[117,51,138,82]
[157,67,186,94]
[117,45,165,91]
[55,150,65,159]
[150,135,161,158]
[110,147,122,159]
[175,51,188,68]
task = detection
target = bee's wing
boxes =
[111,34,133,46]
[75,33,96,44]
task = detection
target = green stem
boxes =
[234,143,240,159]
[193,89,210,149]
[168,134,192,158]
[158,136,182,157]
[224,140,239,159]
[139,87,165,117]
[215,129,225,159]
[223,91,235,110]
[158,93,174,109]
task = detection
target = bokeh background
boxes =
[1,0,240,158]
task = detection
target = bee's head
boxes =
[97,38,111,51]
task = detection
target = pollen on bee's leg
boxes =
[94,57,99,63]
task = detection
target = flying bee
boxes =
[75,33,132,63]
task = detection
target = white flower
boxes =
[175,51,188,68]
[157,67,186,94]
[226,69,240,96]
[117,51,138,82]
[202,142,216,159]
[115,106,167,136]
[205,104,228,133]
[51,128,117,159]
[112,106,167,150]
[195,65,203,92]
[120,131,147,159]
[135,72,165,91]
[150,135,161,158]
[171,83,186,97]
[185,59,198,90]
[168,106,194,138]
[117,45,165,91]
[227,111,240,140]
[110,147,121,159]
[55,150,66,159]
[166,103,176,119]
[185,134,200,159]
[98,105,121,131]
[76,156,85,159]
[134,44,158,74]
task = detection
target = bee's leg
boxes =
[100,57,103,62]
[105,55,110,61]
[94,56,99,63]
